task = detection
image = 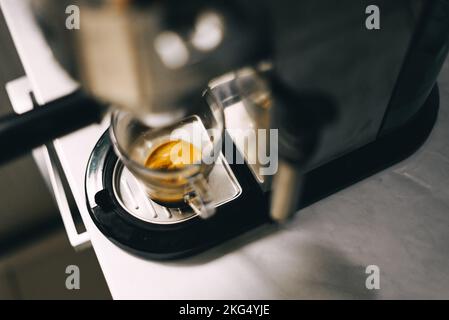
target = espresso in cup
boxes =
[111,111,222,217]
[144,139,202,171]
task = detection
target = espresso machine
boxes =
[1,0,448,259]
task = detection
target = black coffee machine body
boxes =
[0,0,448,258]
[264,0,449,220]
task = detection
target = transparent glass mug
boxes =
[110,92,224,219]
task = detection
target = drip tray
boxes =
[112,155,242,225]
[84,130,270,259]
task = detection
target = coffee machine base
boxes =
[85,86,439,260]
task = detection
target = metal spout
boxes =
[269,160,304,223]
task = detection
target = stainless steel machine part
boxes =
[269,160,303,223]
[86,134,242,225]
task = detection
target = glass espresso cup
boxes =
[109,94,224,219]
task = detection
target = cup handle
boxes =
[184,174,216,219]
